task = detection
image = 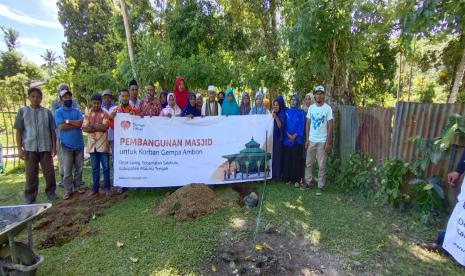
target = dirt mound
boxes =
[155,184,221,221]
[34,188,125,248]
[204,223,346,275]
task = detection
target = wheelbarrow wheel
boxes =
[0,242,38,276]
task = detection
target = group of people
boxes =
[273,86,333,196]
[14,76,333,203]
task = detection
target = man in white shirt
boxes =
[201,85,222,116]
[304,85,333,196]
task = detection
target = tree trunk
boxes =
[407,36,416,101]
[267,0,278,102]
[346,71,354,105]
[119,0,137,80]
[448,44,465,103]
[396,52,403,101]
[327,39,350,104]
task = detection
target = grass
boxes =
[0,166,464,275]
[0,111,18,149]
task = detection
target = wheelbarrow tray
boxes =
[0,204,51,246]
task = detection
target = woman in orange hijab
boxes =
[263,98,270,111]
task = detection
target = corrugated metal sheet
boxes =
[338,105,393,164]
[338,105,357,159]
[357,107,394,164]
[389,102,465,160]
[337,102,465,205]
[388,102,465,206]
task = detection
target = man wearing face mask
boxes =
[51,83,80,186]
[54,89,85,200]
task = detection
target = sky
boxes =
[0,0,64,65]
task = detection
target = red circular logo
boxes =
[121,120,131,130]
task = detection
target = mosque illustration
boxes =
[221,138,272,181]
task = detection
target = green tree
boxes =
[418,82,436,103]
[400,0,465,103]
[164,0,225,58]
[57,0,123,72]
[41,49,58,77]
[0,26,42,103]
[286,0,396,105]
[1,26,19,51]
[0,51,22,79]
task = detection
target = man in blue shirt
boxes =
[55,88,85,200]
[51,83,80,186]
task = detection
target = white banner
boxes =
[443,178,465,266]
[114,114,273,187]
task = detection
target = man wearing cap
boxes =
[51,83,80,186]
[101,90,115,154]
[83,93,110,196]
[201,85,222,116]
[305,85,333,196]
[129,79,141,108]
[51,83,81,112]
[54,89,85,200]
[101,89,115,113]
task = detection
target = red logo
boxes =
[121,120,131,130]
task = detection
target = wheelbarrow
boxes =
[0,204,51,276]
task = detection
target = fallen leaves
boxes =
[79,226,91,236]
[130,257,139,263]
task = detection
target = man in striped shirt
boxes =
[83,93,110,195]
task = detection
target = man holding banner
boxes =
[441,155,465,266]
[110,89,140,194]
[420,153,465,267]
[202,85,222,116]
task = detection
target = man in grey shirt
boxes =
[15,87,57,204]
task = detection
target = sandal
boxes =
[63,192,71,200]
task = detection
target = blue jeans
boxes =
[90,152,110,192]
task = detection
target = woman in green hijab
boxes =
[221,88,240,116]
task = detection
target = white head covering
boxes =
[207,85,216,92]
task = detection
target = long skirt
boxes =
[282,143,303,183]
[272,140,284,181]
